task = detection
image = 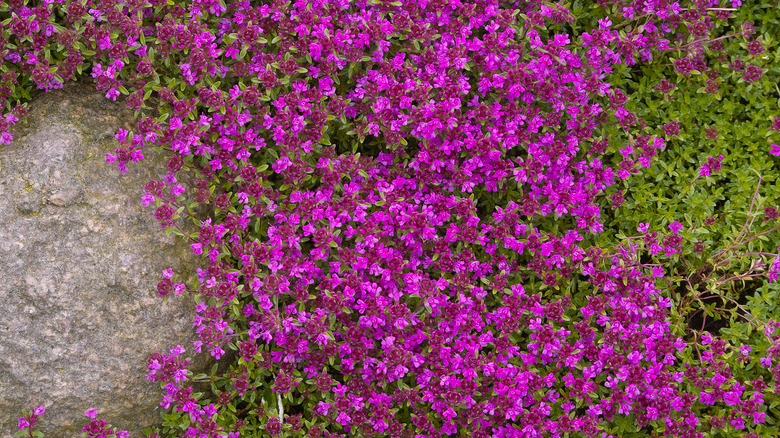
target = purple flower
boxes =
[170,117,183,130]
[743,65,763,83]
[171,184,186,197]
[141,192,155,206]
[85,406,98,419]
[669,221,683,235]
[316,401,330,415]
[170,344,185,356]
[699,155,724,176]
[0,131,13,145]
[105,88,120,101]
[88,8,103,21]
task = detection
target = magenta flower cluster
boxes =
[18,406,128,438]
[17,406,44,432]
[82,407,130,438]
[698,154,724,176]
[5,0,780,437]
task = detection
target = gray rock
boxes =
[0,83,208,437]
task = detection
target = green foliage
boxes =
[579,3,780,436]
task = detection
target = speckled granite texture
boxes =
[0,83,209,437]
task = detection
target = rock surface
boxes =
[0,83,207,437]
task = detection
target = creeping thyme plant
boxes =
[7,0,780,436]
